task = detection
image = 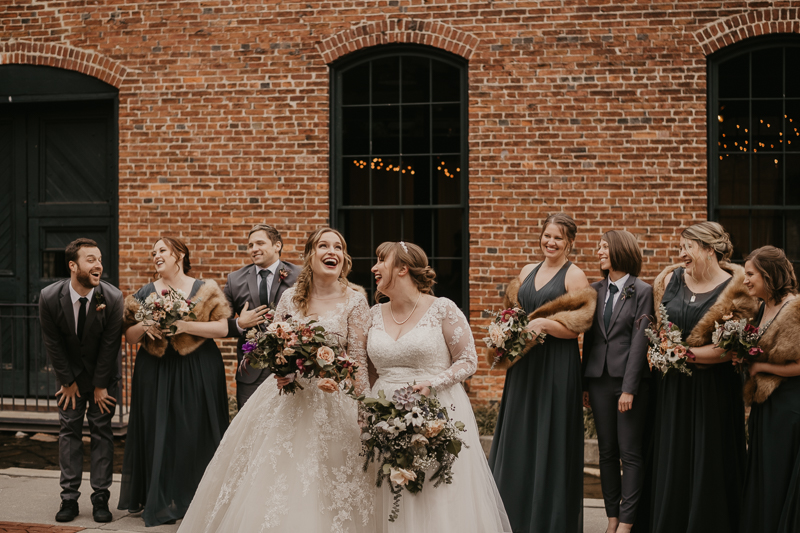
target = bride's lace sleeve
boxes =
[428,298,478,390]
[346,291,371,396]
[274,287,296,319]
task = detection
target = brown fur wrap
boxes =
[123,280,231,356]
[653,262,758,348]
[487,276,597,369]
[744,297,800,405]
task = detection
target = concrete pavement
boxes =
[0,467,609,532]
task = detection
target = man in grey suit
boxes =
[224,224,301,408]
[39,238,124,523]
[582,231,653,533]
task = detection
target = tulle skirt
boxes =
[177,375,375,533]
[371,375,512,533]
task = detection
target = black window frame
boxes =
[329,44,470,311]
[708,34,800,265]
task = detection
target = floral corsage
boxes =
[279,268,289,281]
[620,286,635,301]
[95,291,107,312]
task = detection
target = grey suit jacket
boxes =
[39,279,124,392]
[223,260,301,384]
[582,276,653,395]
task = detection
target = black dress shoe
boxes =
[92,496,113,523]
[55,499,79,522]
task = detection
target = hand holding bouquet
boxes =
[712,313,763,373]
[645,304,694,376]
[356,385,466,522]
[242,314,357,395]
[483,307,546,369]
[135,286,198,335]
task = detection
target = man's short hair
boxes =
[248,224,283,255]
[65,238,99,268]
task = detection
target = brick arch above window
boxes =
[696,7,800,56]
[0,40,128,88]
[317,19,479,65]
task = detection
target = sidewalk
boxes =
[0,467,609,532]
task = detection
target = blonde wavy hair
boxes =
[292,227,352,315]
[681,221,734,282]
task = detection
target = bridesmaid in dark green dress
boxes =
[649,222,757,533]
[118,237,231,527]
[489,213,592,533]
[740,245,800,533]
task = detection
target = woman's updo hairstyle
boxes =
[681,221,734,263]
[374,241,436,303]
[157,236,191,277]
[540,213,578,256]
[744,245,799,304]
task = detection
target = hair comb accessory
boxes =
[399,241,409,253]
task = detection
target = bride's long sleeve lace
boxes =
[428,299,478,390]
[347,294,371,397]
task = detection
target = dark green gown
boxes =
[650,268,745,533]
[489,262,584,533]
[118,280,230,527]
[740,304,800,533]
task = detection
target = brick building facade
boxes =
[2,1,799,405]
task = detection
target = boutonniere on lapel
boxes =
[278,268,289,281]
[620,286,636,302]
[94,291,107,312]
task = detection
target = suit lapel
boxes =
[598,280,609,339]
[268,261,283,307]
[60,282,78,341]
[246,265,260,307]
[608,277,635,332]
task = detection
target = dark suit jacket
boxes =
[583,276,653,395]
[39,279,124,392]
[223,260,301,384]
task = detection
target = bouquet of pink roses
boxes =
[645,304,694,376]
[242,314,357,395]
[712,313,763,373]
[483,307,546,369]
[134,286,198,334]
[356,385,466,522]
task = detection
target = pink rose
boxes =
[316,346,336,366]
[748,347,763,357]
[423,419,446,438]
[389,467,416,487]
[673,345,687,358]
[317,378,339,393]
[488,323,507,347]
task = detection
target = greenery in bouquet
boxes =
[483,307,546,369]
[712,313,763,373]
[356,385,467,522]
[645,304,694,376]
[135,286,198,334]
[242,314,357,395]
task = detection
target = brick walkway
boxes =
[0,523,84,533]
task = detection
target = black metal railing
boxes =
[0,303,134,433]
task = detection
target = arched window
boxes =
[709,35,800,267]
[331,45,469,309]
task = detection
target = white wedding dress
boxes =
[367,297,512,533]
[177,287,374,533]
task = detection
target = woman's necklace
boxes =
[390,292,422,325]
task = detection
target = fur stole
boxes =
[123,280,231,356]
[653,262,758,348]
[744,297,800,405]
[487,276,597,369]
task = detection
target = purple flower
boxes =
[242,340,258,354]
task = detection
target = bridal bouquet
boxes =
[135,286,198,334]
[242,315,357,395]
[483,307,546,369]
[712,314,763,373]
[645,304,694,376]
[357,385,467,522]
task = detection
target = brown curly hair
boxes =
[744,245,799,304]
[374,241,436,303]
[292,228,352,315]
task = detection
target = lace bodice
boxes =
[276,286,371,395]
[367,297,477,391]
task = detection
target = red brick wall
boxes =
[2,1,798,402]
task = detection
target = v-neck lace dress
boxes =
[367,297,512,533]
[177,286,375,533]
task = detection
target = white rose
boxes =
[410,433,429,446]
[488,323,507,347]
[389,467,417,487]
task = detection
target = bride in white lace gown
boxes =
[367,241,512,533]
[177,228,374,533]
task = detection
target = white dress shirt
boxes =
[68,282,95,335]
[604,273,630,312]
[236,259,282,334]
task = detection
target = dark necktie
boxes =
[604,283,619,331]
[77,297,88,339]
[259,270,270,306]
